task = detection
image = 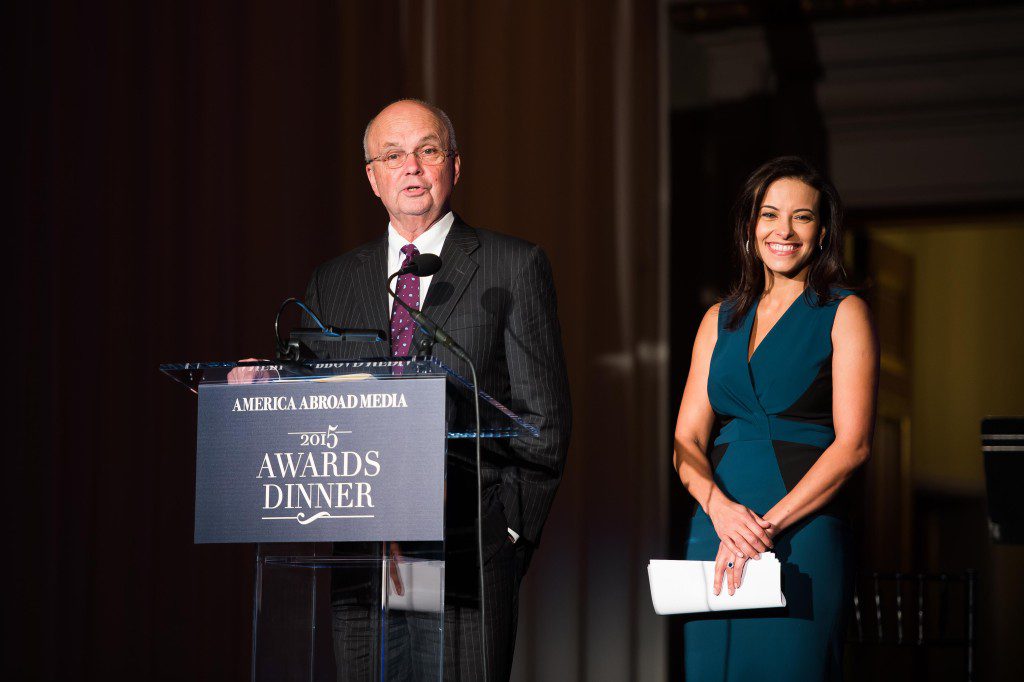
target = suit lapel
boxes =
[422,217,479,328]
[353,235,391,342]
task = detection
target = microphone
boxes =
[396,252,442,278]
[387,255,469,362]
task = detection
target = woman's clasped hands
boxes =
[706,488,775,596]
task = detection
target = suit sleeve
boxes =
[499,245,572,546]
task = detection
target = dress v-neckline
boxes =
[746,290,805,364]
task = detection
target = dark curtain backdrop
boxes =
[12,2,667,680]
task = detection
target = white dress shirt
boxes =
[386,211,454,314]
[385,210,519,544]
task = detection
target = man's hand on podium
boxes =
[226,358,278,384]
[389,542,405,596]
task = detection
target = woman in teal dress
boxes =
[673,157,878,680]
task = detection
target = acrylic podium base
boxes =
[252,544,445,682]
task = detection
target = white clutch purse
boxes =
[647,552,787,615]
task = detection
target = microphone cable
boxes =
[386,256,489,682]
[273,297,338,356]
[467,357,487,682]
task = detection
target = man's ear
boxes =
[366,163,381,198]
[452,154,461,186]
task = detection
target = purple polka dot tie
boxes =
[390,244,421,357]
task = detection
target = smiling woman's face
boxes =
[753,178,823,279]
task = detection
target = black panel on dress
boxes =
[778,352,833,427]
[773,440,823,491]
[709,442,729,471]
[772,439,846,518]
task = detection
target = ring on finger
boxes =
[727,561,734,568]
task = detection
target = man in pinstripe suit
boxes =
[307,100,571,680]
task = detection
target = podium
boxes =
[160,357,536,681]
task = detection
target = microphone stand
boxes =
[386,272,489,682]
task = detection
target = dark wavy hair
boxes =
[722,156,849,331]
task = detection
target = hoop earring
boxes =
[745,239,750,254]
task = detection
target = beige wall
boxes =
[872,221,1024,494]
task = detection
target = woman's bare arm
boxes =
[673,304,721,511]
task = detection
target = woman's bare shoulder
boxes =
[694,303,722,349]
[833,294,875,344]
[835,294,871,325]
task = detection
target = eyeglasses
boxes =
[366,146,452,169]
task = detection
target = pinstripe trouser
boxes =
[332,538,523,681]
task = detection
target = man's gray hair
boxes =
[362,99,459,162]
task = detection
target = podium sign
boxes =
[194,376,446,543]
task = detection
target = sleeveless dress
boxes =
[683,289,854,681]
